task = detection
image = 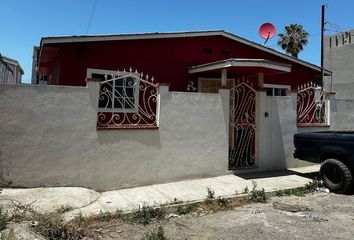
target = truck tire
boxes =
[320,159,353,194]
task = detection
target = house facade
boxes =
[0,30,333,191]
[0,54,24,84]
[35,30,331,169]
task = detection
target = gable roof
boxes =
[0,54,24,74]
[40,30,331,75]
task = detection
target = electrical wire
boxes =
[85,0,99,34]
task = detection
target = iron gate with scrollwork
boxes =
[229,81,256,169]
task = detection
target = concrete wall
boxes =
[257,92,330,169]
[330,98,354,130]
[0,84,228,191]
[324,29,354,99]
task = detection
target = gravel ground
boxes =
[101,192,354,240]
[2,192,354,239]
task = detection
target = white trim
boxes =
[263,84,291,89]
[189,59,291,74]
[41,30,331,75]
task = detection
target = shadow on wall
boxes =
[96,129,162,148]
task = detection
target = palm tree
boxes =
[277,24,309,58]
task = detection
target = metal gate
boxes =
[229,81,256,169]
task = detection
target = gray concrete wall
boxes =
[324,29,354,99]
[330,98,354,130]
[257,92,330,169]
[0,84,228,191]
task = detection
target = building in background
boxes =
[0,54,24,84]
[324,29,354,98]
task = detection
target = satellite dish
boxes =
[259,23,276,45]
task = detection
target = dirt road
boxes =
[104,192,354,240]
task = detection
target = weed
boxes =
[143,226,166,240]
[172,198,182,204]
[249,181,267,203]
[127,206,166,225]
[175,203,198,215]
[242,186,249,194]
[275,180,324,198]
[206,187,215,200]
[0,207,9,231]
[304,179,324,192]
[55,205,73,214]
[216,197,229,208]
[275,188,305,197]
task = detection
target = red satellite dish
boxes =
[259,23,276,45]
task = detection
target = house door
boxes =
[229,82,256,169]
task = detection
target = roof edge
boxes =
[40,30,330,75]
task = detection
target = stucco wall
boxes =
[257,92,330,169]
[330,98,354,130]
[0,84,228,191]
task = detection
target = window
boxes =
[88,69,139,112]
[264,84,289,96]
[203,48,212,54]
[221,49,230,57]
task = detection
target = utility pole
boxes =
[321,4,325,87]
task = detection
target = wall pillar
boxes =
[221,68,227,87]
[258,72,264,88]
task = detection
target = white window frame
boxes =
[87,68,140,113]
[263,84,290,96]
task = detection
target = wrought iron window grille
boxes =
[96,69,159,129]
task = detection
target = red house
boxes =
[37,30,328,91]
[35,30,331,170]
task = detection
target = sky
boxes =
[1,0,354,83]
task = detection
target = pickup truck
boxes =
[293,131,354,193]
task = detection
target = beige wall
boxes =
[0,84,229,191]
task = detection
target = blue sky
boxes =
[1,0,354,83]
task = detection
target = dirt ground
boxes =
[3,191,354,240]
[99,192,354,240]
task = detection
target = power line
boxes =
[85,0,99,34]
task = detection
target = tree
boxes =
[277,24,309,58]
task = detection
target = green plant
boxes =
[128,206,166,225]
[249,181,267,203]
[304,179,324,192]
[242,186,249,194]
[143,226,166,240]
[175,203,198,215]
[216,197,229,208]
[0,207,9,231]
[275,180,324,198]
[206,187,215,199]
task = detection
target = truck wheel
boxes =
[320,159,353,194]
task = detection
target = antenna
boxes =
[259,23,276,46]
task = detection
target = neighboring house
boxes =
[324,29,354,99]
[0,54,24,84]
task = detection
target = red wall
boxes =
[43,35,321,91]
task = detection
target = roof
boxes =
[0,54,24,74]
[189,58,292,74]
[40,30,331,75]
